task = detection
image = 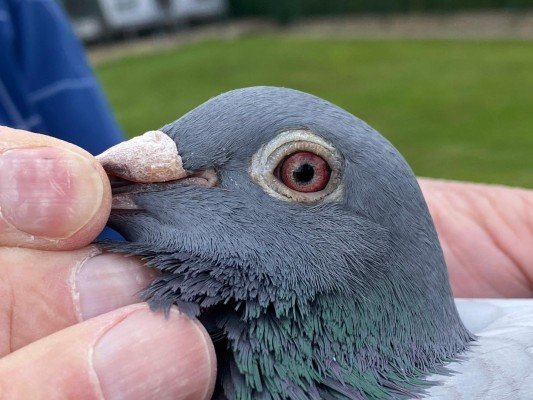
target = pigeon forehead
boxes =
[161,86,388,170]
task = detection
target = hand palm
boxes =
[421,178,533,298]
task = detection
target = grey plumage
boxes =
[426,299,533,399]
[101,86,477,399]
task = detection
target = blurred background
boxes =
[60,1,533,187]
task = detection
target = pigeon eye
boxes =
[250,130,343,203]
[276,151,331,193]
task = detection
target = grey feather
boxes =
[425,299,533,399]
[100,86,481,399]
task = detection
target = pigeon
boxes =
[97,87,533,399]
[426,298,533,399]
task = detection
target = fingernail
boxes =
[93,307,214,400]
[0,147,103,239]
[75,253,159,320]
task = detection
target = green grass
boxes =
[96,37,533,188]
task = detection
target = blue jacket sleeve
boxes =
[0,0,124,155]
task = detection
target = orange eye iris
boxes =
[277,151,331,193]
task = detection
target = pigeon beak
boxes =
[96,130,188,183]
[97,130,217,210]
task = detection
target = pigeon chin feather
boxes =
[98,86,474,400]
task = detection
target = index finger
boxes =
[0,126,111,250]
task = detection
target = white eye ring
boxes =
[250,130,344,202]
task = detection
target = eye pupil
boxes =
[293,163,315,183]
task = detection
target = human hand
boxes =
[0,127,215,399]
[420,178,533,298]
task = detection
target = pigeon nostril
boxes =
[108,176,136,190]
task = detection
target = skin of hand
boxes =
[0,127,530,399]
[420,178,533,298]
[0,126,216,400]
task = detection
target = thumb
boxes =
[0,126,111,250]
[0,304,216,400]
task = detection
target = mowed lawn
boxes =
[96,37,533,188]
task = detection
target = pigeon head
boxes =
[99,87,473,399]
